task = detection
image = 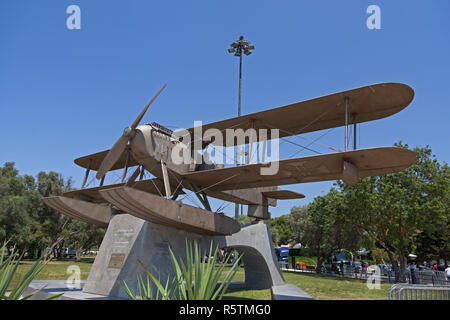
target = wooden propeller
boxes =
[96,84,167,179]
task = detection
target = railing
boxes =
[278,261,288,270]
[279,265,450,286]
[388,284,450,300]
[406,270,449,286]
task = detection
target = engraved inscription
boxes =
[112,228,135,249]
[108,253,126,269]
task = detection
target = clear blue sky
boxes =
[1,1,449,218]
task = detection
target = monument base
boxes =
[26,212,313,300]
[82,212,286,299]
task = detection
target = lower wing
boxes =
[180,147,417,191]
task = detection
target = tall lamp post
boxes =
[228,36,255,219]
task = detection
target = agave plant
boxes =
[0,241,61,300]
[122,240,241,300]
[122,271,179,300]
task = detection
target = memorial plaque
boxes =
[108,253,126,269]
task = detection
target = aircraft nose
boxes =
[130,127,152,158]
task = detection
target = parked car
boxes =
[378,264,393,276]
[275,247,289,267]
[350,261,362,273]
[63,249,77,259]
[324,263,340,274]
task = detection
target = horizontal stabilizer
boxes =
[204,187,278,206]
[262,190,305,200]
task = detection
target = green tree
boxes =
[337,143,448,280]
[268,215,293,246]
[63,221,105,260]
[235,214,255,226]
[0,163,40,252]
[414,161,449,264]
[290,189,362,272]
[287,205,309,246]
[0,162,105,259]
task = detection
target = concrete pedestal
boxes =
[82,213,286,299]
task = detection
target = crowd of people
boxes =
[407,261,450,284]
[335,260,450,284]
[408,261,449,272]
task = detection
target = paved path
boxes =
[271,284,314,300]
[24,280,113,300]
[26,280,314,300]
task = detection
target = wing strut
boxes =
[81,159,92,189]
[199,191,212,211]
[184,180,212,211]
[345,97,349,151]
[160,160,172,197]
[139,166,145,180]
[352,112,357,150]
[121,148,131,183]
[345,98,358,151]
[126,166,141,187]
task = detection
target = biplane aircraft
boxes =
[43,82,417,236]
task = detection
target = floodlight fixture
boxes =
[227,35,255,57]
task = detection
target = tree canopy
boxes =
[0,162,105,258]
[269,143,448,276]
[337,143,449,277]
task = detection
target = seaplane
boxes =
[43,82,417,236]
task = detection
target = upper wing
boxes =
[181,147,417,191]
[186,83,413,148]
[72,82,414,169]
[74,146,139,171]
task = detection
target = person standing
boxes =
[408,262,417,284]
[445,265,450,282]
[361,262,368,278]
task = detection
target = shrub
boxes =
[122,241,240,300]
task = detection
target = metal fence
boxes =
[388,284,450,300]
[405,270,450,286]
[280,265,450,286]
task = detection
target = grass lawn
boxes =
[282,271,390,300]
[9,257,94,290]
[11,259,390,300]
[222,268,390,300]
